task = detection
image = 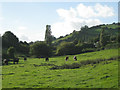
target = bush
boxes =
[81,43,95,49]
[2,52,8,59]
[82,48,95,53]
[30,41,52,58]
[104,43,119,49]
[7,47,15,59]
[56,42,76,56]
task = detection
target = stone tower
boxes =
[46,25,51,32]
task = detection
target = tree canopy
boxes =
[7,47,15,59]
[2,31,19,48]
[30,41,51,58]
[56,42,75,55]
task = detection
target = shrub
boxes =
[2,52,8,59]
[7,47,15,59]
[30,41,52,58]
[104,43,119,49]
[82,48,95,53]
[56,42,76,55]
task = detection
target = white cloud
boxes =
[52,3,115,38]
[52,21,74,37]
[1,3,115,42]
[76,3,114,18]
[94,3,114,17]
[52,18,102,37]
[77,4,96,18]
[57,7,77,20]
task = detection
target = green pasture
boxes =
[2,48,119,88]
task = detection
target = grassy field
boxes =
[2,48,119,88]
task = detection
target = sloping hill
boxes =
[53,23,119,45]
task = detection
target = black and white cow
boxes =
[65,56,69,61]
[13,58,19,64]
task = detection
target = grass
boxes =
[2,48,119,88]
[101,24,120,29]
[50,56,119,70]
[52,34,72,44]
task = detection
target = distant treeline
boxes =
[1,22,120,59]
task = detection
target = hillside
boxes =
[52,23,119,45]
[2,48,119,88]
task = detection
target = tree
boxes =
[73,30,76,33]
[73,38,78,45]
[45,25,52,46]
[58,36,64,39]
[110,36,117,42]
[99,28,110,47]
[93,37,99,43]
[18,41,30,55]
[56,42,75,55]
[99,29,105,47]
[51,35,56,41]
[7,47,15,59]
[81,25,89,32]
[2,31,19,48]
[30,41,51,58]
[117,34,120,43]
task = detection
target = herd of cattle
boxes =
[65,56,77,61]
[2,57,27,65]
[45,56,77,62]
[2,56,77,65]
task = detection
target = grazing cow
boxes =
[3,59,8,65]
[13,58,19,64]
[65,56,69,61]
[24,57,27,61]
[45,57,49,61]
[73,56,77,61]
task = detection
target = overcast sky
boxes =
[0,2,118,42]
